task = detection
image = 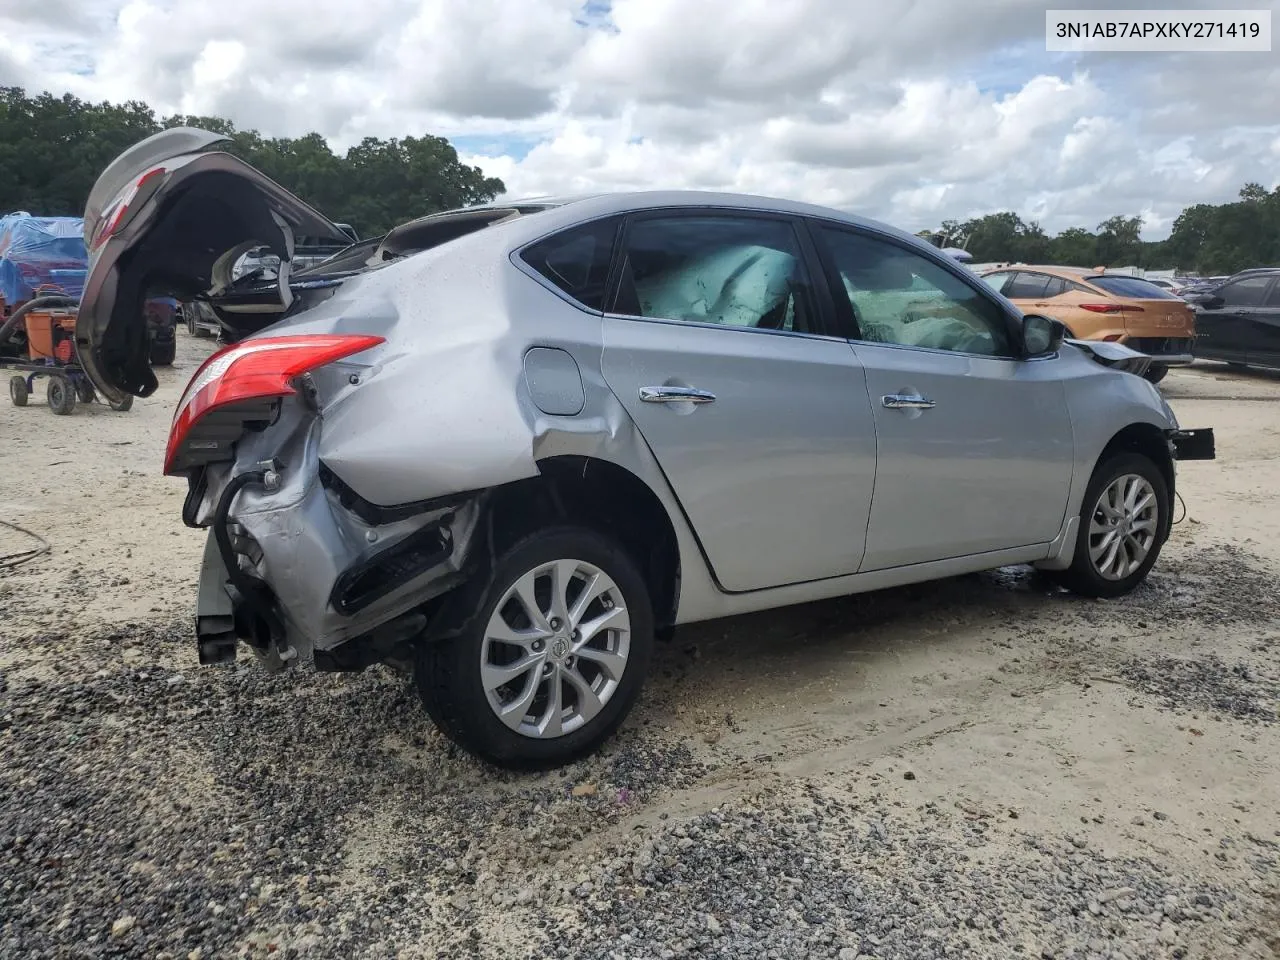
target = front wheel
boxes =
[416,526,654,769]
[1053,452,1170,598]
[9,375,28,407]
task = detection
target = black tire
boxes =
[9,375,28,407]
[47,377,76,415]
[108,394,134,412]
[416,526,654,769]
[1052,452,1170,599]
[150,335,177,366]
[1143,364,1168,384]
[75,379,95,404]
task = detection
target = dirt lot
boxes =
[2,333,1278,960]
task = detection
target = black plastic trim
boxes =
[1168,428,1215,461]
[329,522,455,616]
[318,461,479,525]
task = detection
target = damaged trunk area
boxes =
[190,393,488,673]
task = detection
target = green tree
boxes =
[1048,227,1097,266]
[1095,215,1143,266]
[1,87,504,239]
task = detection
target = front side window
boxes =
[612,215,818,334]
[520,217,620,311]
[817,226,1014,357]
[980,271,1014,293]
[1218,275,1272,307]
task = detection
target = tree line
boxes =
[922,183,1280,275]
[3,86,1275,273]
[0,88,505,238]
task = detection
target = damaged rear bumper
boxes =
[192,418,484,670]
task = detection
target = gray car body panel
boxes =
[76,138,1179,658]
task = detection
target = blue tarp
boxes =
[0,214,87,307]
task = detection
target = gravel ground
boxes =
[2,346,1279,959]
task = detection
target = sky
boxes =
[3,0,1279,239]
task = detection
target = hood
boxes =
[78,127,350,399]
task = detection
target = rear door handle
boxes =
[640,386,716,404]
[882,394,936,410]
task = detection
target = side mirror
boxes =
[1022,314,1065,357]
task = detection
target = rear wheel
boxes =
[75,379,96,404]
[1143,364,1168,384]
[416,526,654,769]
[9,375,28,407]
[1053,452,1169,598]
[108,394,134,412]
[47,377,76,415]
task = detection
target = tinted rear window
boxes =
[1086,276,1178,299]
[520,217,620,311]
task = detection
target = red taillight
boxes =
[1079,303,1127,314]
[164,334,384,475]
[91,166,168,251]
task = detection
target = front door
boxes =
[811,222,1075,571]
[1197,275,1273,362]
[599,211,878,592]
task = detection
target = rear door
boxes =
[599,210,878,592]
[810,223,1074,571]
[79,127,349,399]
[1247,277,1280,367]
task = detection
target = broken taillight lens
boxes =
[164,334,384,475]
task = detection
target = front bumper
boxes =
[1168,428,1215,462]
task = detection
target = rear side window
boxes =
[1265,281,1280,307]
[1004,272,1050,299]
[1219,275,1274,307]
[1042,276,1068,298]
[612,215,819,334]
[520,217,620,311]
[1086,276,1178,299]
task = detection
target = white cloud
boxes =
[3,0,1280,238]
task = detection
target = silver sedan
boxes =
[78,128,1215,768]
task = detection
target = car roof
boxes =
[458,189,938,257]
[980,264,1094,279]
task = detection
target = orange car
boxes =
[979,265,1195,383]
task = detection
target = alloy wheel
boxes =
[480,559,631,739]
[1088,473,1159,581]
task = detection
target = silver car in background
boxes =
[78,129,1215,768]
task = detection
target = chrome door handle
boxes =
[640,386,716,404]
[882,394,936,410]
